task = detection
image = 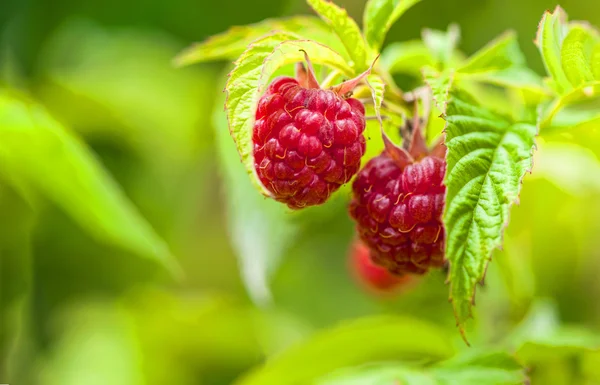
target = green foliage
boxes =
[536,7,600,129]
[422,25,461,69]
[381,40,435,76]
[0,92,177,275]
[536,6,572,94]
[443,91,537,333]
[306,0,369,70]
[174,16,347,66]
[315,351,526,385]
[458,32,524,74]
[422,67,454,113]
[236,316,455,385]
[5,1,600,383]
[363,0,422,52]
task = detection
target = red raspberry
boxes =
[349,239,413,294]
[349,148,446,275]
[253,76,366,209]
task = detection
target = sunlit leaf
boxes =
[433,351,527,385]
[535,6,572,94]
[306,0,369,70]
[423,67,454,114]
[174,16,348,66]
[538,82,600,129]
[444,90,537,335]
[560,23,599,88]
[459,32,525,74]
[422,25,461,70]
[363,0,422,52]
[381,40,435,76]
[464,67,547,95]
[236,316,454,385]
[366,74,385,121]
[316,351,526,385]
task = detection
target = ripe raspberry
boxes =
[349,144,446,275]
[350,239,413,294]
[253,76,366,209]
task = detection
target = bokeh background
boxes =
[1,0,600,384]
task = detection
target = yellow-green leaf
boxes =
[363,0,422,52]
[306,0,369,70]
[174,16,348,66]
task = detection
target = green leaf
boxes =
[516,327,600,363]
[381,40,435,76]
[422,24,461,70]
[535,6,572,94]
[213,82,298,305]
[560,23,599,87]
[0,184,33,380]
[316,365,434,385]
[422,67,454,113]
[366,74,385,120]
[174,16,348,66]
[433,351,527,385]
[507,301,600,363]
[235,316,455,385]
[306,0,369,70]
[592,41,600,79]
[456,31,547,95]
[316,351,526,385]
[463,67,547,95]
[458,32,525,74]
[444,91,537,333]
[538,82,600,129]
[363,0,422,52]
[0,92,178,275]
[226,34,353,194]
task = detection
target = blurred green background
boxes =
[1,0,600,384]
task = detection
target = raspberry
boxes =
[253,76,366,209]
[350,239,413,294]
[348,139,446,275]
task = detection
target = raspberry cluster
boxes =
[251,57,446,277]
[253,77,366,209]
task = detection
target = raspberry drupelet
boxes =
[348,121,447,275]
[252,56,369,209]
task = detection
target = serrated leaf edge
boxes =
[443,94,538,343]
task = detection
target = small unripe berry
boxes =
[350,239,413,293]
